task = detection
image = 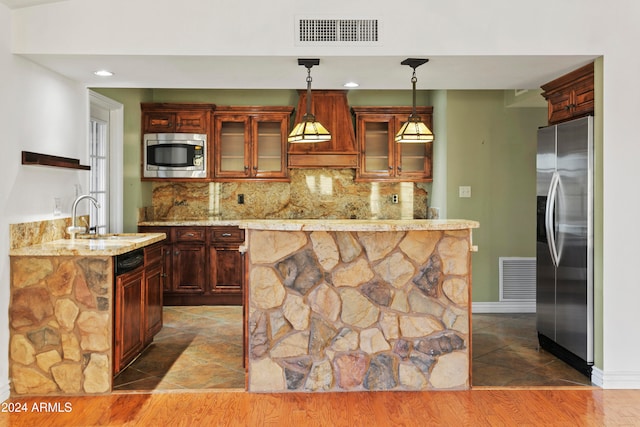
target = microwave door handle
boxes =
[545,172,560,268]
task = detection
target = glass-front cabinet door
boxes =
[214,107,292,181]
[394,114,432,180]
[353,106,433,182]
[215,116,250,178]
[253,115,289,179]
[359,115,393,179]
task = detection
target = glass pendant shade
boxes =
[395,58,434,144]
[288,58,331,143]
[288,114,331,143]
[395,115,434,143]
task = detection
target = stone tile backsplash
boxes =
[145,169,429,221]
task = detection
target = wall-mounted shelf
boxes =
[21,151,90,170]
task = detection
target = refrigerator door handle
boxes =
[545,171,560,267]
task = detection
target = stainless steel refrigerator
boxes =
[536,115,593,377]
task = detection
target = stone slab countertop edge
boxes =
[9,233,167,257]
[138,219,480,231]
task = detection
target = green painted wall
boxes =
[91,87,545,304]
[443,91,547,301]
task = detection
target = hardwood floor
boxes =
[4,309,637,426]
[3,389,640,426]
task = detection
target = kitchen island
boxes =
[9,233,166,395]
[243,219,479,392]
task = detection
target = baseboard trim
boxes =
[591,366,603,387]
[1,380,10,403]
[472,301,536,313]
[595,368,640,389]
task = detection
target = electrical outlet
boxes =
[238,194,244,204]
[459,186,472,198]
[392,194,399,204]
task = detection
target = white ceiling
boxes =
[2,0,597,97]
[0,0,66,8]
[23,54,597,92]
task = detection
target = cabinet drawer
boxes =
[174,227,206,242]
[144,243,163,265]
[209,227,245,243]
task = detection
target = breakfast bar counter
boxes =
[243,219,479,392]
[9,233,166,395]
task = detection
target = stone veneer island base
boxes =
[8,230,165,396]
[244,219,479,392]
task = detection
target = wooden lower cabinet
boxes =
[114,267,145,375]
[210,247,244,293]
[144,243,164,344]
[207,229,245,304]
[114,242,165,375]
[138,225,245,306]
[172,242,207,293]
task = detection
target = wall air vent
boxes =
[296,18,380,45]
[499,257,536,301]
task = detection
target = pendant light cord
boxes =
[410,69,418,118]
[305,68,313,117]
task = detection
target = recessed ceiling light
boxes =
[94,70,114,77]
[343,82,359,88]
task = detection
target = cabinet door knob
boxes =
[397,166,402,171]
[175,251,180,255]
[244,166,249,171]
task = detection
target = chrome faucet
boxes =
[67,195,100,240]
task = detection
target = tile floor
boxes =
[472,312,592,387]
[113,307,592,391]
[113,305,245,391]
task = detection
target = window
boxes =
[89,116,109,233]
[89,90,124,233]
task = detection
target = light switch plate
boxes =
[459,186,472,198]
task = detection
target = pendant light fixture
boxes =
[395,58,434,143]
[288,58,332,143]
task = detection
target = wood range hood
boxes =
[287,90,358,168]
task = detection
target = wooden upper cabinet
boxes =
[288,90,358,168]
[541,63,594,125]
[213,106,293,181]
[352,106,433,182]
[141,103,214,133]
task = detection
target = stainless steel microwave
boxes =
[143,133,207,178]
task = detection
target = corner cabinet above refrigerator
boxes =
[536,116,594,377]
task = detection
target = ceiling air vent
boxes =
[296,18,380,45]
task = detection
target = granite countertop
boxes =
[139,219,244,227]
[240,219,479,231]
[9,233,167,257]
[139,219,479,232]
